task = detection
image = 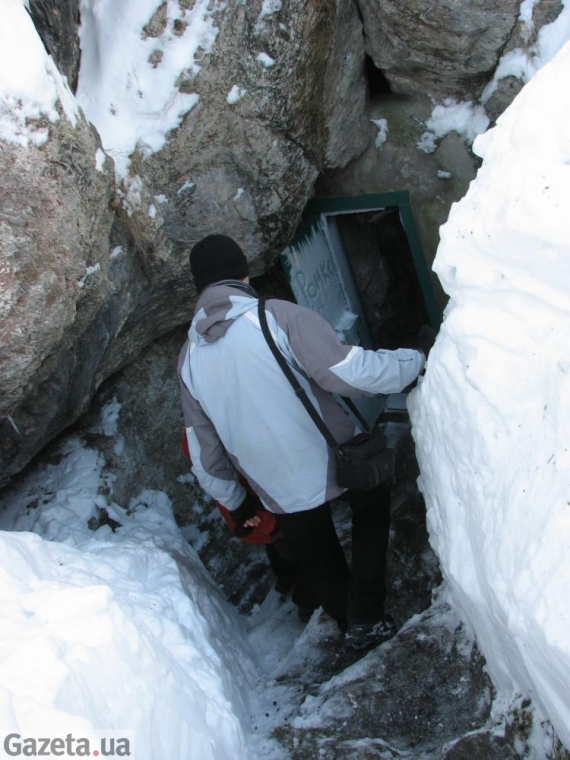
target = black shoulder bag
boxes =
[257,298,395,491]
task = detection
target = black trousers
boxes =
[275,481,391,632]
[265,538,319,612]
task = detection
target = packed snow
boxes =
[256,52,276,68]
[75,0,223,179]
[227,85,247,105]
[417,99,490,154]
[0,434,258,759]
[255,0,283,32]
[0,410,353,760]
[371,117,389,148]
[0,0,78,147]
[409,39,570,750]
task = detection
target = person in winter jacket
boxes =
[181,432,318,620]
[177,234,428,650]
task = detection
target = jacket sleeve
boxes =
[178,345,246,510]
[270,301,425,396]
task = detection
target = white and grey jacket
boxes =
[177,283,425,515]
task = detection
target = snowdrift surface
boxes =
[0,438,254,760]
[410,41,570,747]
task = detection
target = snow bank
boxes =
[409,40,570,748]
[0,435,255,759]
[76,0,223,178]
[0,0,78,147]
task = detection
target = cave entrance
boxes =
[280,192,441,423]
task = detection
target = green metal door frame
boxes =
[299,192,442,330]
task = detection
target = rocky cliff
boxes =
[0,0,563,485]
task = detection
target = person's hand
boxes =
[230,494,262,536]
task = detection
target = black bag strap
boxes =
[258,297,339,449]
[340,394,371,433]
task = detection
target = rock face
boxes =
[281,598,493,757]
[0,115,114,484]
[356,0,563,111]
[357,0,521,99]
[28,0,81,92]
[135,0,370,269]
[1,0,565,487]
[482,0,563,122]
[0,0,371,487]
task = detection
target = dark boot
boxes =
[345,614,397,651]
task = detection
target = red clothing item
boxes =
[181,434,277,545]
[215,503,278,545]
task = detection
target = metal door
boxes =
[281,214,382,424]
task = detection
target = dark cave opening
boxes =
[334,207,429,350]
[276,200,434,356]
[365,54,392,97]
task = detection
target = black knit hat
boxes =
[190,234,249,292]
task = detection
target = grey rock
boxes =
[483,0,563,124]
[357,0,520,99]
[484,76,526,125]
[3,0,565,488]
[0,115,114,484]
[75,326,195,519]
[285,598,493,755]
[1,0,372,486]
[440,731,521,759]
[28,0,81,92]
[144,0,370,261]
[142,2,168,39]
